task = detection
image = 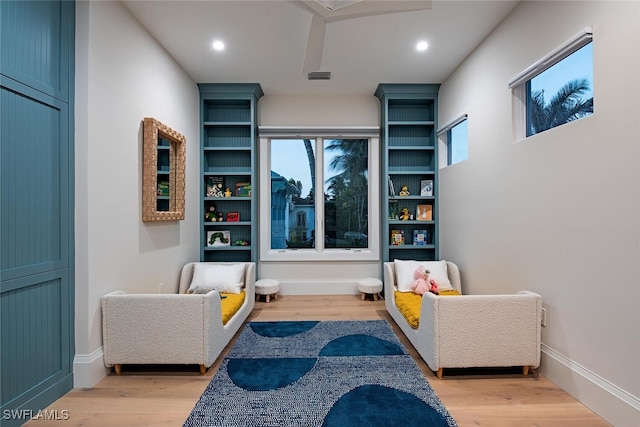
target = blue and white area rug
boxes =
[183,320,457,427]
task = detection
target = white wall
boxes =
[258,95,383,293]
[437,1,640,425]
[74,0,200,387]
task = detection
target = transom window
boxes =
[438,114,468,166]
[510,27,593,140]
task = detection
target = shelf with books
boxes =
[199,83,263,262]
[376,83,440,263]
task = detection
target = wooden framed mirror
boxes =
[142,117,186,221]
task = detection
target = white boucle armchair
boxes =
[384,261,541,379]
[101,262,255,375]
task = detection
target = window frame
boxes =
[510,27,593,142]
[258,127,380,262]
[437,114,468,167]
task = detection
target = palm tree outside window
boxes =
[526,42,593,136]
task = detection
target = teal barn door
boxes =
[0,1,75,425]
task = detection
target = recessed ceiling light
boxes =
[416,41,429,52]
[212,40,225,51]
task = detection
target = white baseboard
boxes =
[540,344,640,426]
[278,280,360,295]
[73,347,110,388]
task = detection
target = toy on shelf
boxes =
[399,185,410,196]
[224,188,232,197]
[399,207,411,221]
[205,204,224,222]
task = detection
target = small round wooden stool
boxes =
[255,279,280,303]
[357,278,383,301]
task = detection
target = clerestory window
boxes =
[510,27,594,140]
[437,114,468,166]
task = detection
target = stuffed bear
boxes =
[411,265,439,295]
[399,207,411,221]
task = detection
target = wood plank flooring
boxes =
[25,295,610,427]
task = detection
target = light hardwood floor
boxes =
[26,295,610,427]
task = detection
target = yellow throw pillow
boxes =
[220,291,245,324]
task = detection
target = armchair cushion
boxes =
[395,289,461,329]
[394,259,454,292]
[220,292,246,324]
[188,263,245,294]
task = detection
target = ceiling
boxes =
[123,0,520,96]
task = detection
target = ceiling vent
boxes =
[307,71,332,80]
[314,0,362,11]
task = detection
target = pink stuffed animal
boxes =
[411,266,439,295]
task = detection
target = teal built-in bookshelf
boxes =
[198,83,263,262]
[375,84,441,262]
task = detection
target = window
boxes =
[437,114,468,166]
[259,130,380,261]
[510,27,593,140]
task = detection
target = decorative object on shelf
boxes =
[206,176,224,197]
[399,207,411,220]
[420,179,433,197]
[399,185,410,196]
[391,229,405,246]
[388,199,399,219]
[388,176,396,197]
[207,230,230,247]
[157,181,170,196]
[205,204,224,222]
[226,212,239,222]
[224,188,232,197]
[232,239,249,246]
[235,182,251,197]
[416,204,432,221]
[142,117,186,222]
[413,229,428,245]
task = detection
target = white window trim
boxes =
[258,128,380,262]
[508,26,593,89]
[437,113,468,136]
[509,26,593,142]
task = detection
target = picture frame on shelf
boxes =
[420,179,433,196]
[207,230,230,247]
[157,181,170,196]
[206,176,224,197]
[235,182,251,197]
[413,229,428,246]
[416,204,432,221]
[391,229,405,246]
